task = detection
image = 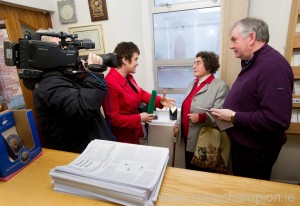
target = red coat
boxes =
[103,68,162,144]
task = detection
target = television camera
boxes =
[4,31,117,79]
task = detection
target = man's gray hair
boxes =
[230,17,269,43]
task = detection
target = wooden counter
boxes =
[1,148,299,206]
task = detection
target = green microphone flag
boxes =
[147,90,157,114]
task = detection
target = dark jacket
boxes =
[224,44,294,149]
[33,72,113,153]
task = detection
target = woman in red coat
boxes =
[103,42,175,144]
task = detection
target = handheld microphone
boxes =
[143,90,158,140]
[147,90,157,114]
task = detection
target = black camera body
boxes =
[4,32,117,79]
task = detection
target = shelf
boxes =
[293,102,300,108]
[293,34,300,48]
[286,122,300,134]
[292,66,300,79]
[293,34,300,49]
[293,95,300,107]
[286,0,300,135]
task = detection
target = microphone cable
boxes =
[87,72,116,141]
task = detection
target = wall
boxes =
[0,0,149,89]
[1,0,299,184]
[249,0,291,54]
[50,0,149,90]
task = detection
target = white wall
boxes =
[0,0,149,89]
[2,0,299,184]
[50,0,149,90]
[249,0,292,54]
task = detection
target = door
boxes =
[0,4,52,111]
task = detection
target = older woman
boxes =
[174,51,229,171]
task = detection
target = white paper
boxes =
[49,139,169,206]
[197,107,233,131]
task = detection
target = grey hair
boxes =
[230,17,269,43]
[36,28,57,42]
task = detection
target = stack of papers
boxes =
[49,140,169,206]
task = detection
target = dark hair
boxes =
[114,42,140,67]
[195,51,220,74]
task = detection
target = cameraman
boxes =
[28,29,114,153]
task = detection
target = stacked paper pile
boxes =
[49,140,169,206]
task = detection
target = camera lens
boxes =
[100,53,117,68]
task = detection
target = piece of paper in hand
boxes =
[197,107,233,131]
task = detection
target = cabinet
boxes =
[284,0,300,134]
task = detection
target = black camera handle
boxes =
[87,64,108,73]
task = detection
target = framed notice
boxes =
[68,24,105,56]
[88,0,109,21]
[57,0,77,24]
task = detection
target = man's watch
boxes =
[231,112,236,123]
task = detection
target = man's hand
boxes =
[210,108,234,122]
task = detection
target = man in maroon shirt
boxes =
[211,17,293,180]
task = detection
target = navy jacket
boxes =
[224,44,294,149]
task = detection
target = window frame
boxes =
[150,0,221,102]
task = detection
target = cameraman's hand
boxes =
[88,52,103,65]
[82,53,103,72]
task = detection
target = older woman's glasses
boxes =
[193,61,204,66]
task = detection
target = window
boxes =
[154,0,211,6]
[151,0,221,107]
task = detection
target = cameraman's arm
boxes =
[82,53,107,104]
